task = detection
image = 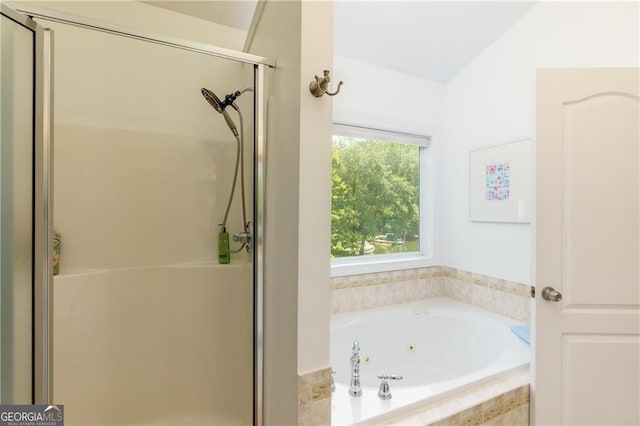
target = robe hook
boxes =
[309,70,343,97]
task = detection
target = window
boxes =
[331,124,434,276]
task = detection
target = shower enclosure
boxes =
[1,4,268,424]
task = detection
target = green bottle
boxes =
[218,226,230,264]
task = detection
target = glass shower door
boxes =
[1,5,53,404]
[31,12,256,425]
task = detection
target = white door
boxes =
[535,68,639,426]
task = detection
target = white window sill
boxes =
[330,253,437,277]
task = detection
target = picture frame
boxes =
[469,138,532,223]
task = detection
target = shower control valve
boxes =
[377,374,403,400]
[232,231,251,243]
[232,231,252,254]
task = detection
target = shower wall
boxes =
[53,265,253,425]
[43,15,254,272]
[21,1,247,51]
[53,123,241,270]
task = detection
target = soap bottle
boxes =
[218,226,230,264]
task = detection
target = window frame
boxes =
[330,123,436,277]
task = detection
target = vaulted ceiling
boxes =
[145,0,537,82]
[334,1,536,82]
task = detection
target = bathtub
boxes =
[53,262,253,425]
[330,297,530,425]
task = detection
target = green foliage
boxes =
[331,136,420,257]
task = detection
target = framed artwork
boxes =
[469,139,532,223]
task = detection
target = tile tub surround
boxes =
[331,266,530,322]
[331,267,443,314]
[373,368,530,426]
[441,267,530,323]
[299,367,332,425]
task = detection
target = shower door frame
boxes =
[0,4,53,405]
[11,5,272,424]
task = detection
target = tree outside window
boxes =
[331,135,421,258]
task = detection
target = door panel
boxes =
[0,4,53,404]
[35,13,254,424]
[535,68,640,425]
[563,94,639,307]
[562,335,639,426]
[0,6,36,404]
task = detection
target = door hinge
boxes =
[529,286,536,299]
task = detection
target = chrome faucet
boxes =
[349,340,362,397]
[377,374,403,400]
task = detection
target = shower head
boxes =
[201,87,239,137]
[201,88,224,113]
[201,87,250,112]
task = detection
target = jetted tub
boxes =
[330,297,530,425]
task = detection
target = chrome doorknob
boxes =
[541,286,562,302]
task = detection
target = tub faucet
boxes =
[349,340,362,397]
[377,374,403,400]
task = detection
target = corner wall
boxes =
[248,1,333,424]
[442,1,639,283]
[247,3,301,423]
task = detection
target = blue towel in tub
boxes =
[511,325,530,345]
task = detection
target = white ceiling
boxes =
[144,1,536,83]
[335,1,536,82]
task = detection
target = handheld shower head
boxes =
[201,87,238,137]
[201,88,224,113]
[201,87,249,112]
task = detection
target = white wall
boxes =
[248,1,333,423]
[334,55,444,136]
[248,2,301,423]
[298,1,333,374]
[442,1,639,283]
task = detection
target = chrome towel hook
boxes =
[309,70,343,97]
